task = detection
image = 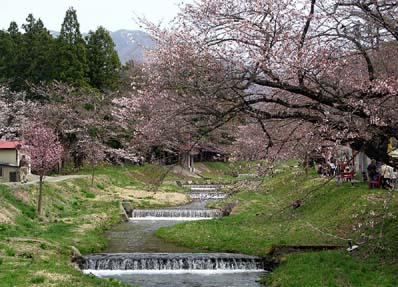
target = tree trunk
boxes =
[180,152,194,172]
[37,175,43,215]
[91,167,95,187]
[304,152,308,176]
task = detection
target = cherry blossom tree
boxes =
[114,84,234,169]
[0,85,36,140]
[23,122,63,215]
[114,57,236,169]
[82,137,105,186]
[135,0,398,164]
[29,82,120,168]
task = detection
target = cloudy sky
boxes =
[1,0,194,32]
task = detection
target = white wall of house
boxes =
[0,148,31,182]
[0,149,18,165]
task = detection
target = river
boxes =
[80,187,267,287]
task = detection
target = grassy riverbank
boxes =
[156,165,398,286]
[2,162,397,286]
[0,165,189,287]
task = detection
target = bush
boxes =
[39,243,47,250]
[55,204,65,211]
[0,224,7,232]
[85,192,96,199]
[31,277,45,284]
[96,183,105,190]
[5,248,15,256]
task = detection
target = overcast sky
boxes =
[1,0,194,32]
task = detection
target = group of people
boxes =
[317,160,353,178]
[316,158,397,189]
[367,159,397,189]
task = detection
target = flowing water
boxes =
[80,253,265,271]
[92,272,264,287]
[82,186,267,286]
[131,209,223,220]
[186,191,230,200]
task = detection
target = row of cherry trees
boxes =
[117,0,398,163]
[2,1,398,194]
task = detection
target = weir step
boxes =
[182,185,223,190]
[131,209,222,219]
[186,191,230,200]
[79,253,265,271]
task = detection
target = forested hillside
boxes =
[0,8,120,92]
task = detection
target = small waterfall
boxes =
[79,253,265,273]
[182,185,222,191]
[131,209,222,220]
[187,191,230,200]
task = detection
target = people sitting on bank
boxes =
[19,155,29,183]
[392,169,398,189]
[380,163,395,189]
[342,165,354,182]
[317,163,323,175]
[329,161,336,176]
[322,163,330,177]
[367,159,379,188]
[367,160,378,180]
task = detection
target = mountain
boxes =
[110,30,155,64]
[50,29,156,65]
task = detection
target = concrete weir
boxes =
[186,191,230,200]
[79,253,265,273]
[131,208,223,220]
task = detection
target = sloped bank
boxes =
[0,167,190,287]
[155,169,398,286]
[0,177,128,287]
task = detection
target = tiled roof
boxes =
[0,141,23,149]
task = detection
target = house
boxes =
[0,141,29,182]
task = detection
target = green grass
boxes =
[3,162,397,286]
[156,167,398,286]
[78,164,188,193]
[0,178,129,287]
[0,163,199,287]
[262,251,398,287]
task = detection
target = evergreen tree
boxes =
[0,30,14,81]
[86,26,121,91]
[16,14,56,90]
[55,7,88,86]
[4,22,23,85]
[7,21,23,49]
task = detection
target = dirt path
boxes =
[4,174,89,186]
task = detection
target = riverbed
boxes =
[83,190,266,287]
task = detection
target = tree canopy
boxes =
[125,0,398,162]
[55,7,89,86]
[86,26,121,91]
[0,8,121,92]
